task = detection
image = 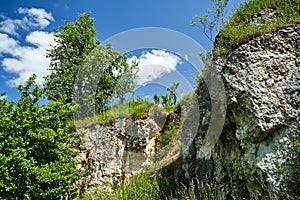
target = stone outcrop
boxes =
[182,24,300,198]
[78,116,161,191]
[77,18,299,199]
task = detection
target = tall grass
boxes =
[78,172,161,200]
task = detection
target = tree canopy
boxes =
[45,13,99,103]
[45,13,138,113]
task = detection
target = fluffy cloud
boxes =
[0,18,23,36]
[26,30,55,48]
[0,33,19,54]
[0,31,54,86]
[18,8,54,29]
[0,8,54,36]
[0,8,55,87]
[129,50,181,85]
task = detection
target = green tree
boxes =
[167,82,180,105]
[0,75,85,199]
[113,56,139,104]
[45,13,99,103]
[161,94,172,107]
[191,0,229,41]
[73,43,135,114]
[45,12,138,113]
[153,94,160,104]
[159,82,180,107]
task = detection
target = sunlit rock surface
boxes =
[183,24,299,199]
[79,117,161,192]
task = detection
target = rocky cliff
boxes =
[78,19,299,200]
[182,24,300,199]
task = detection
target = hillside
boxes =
[80,0,300,199]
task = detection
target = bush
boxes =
[0,75,86,199]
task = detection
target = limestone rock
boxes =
[183,24,300,199]
[251,8,278,26]
[79,117,161,192]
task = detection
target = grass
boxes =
[74,98,156,127]
[98,98,154,124]
[78,172,161,200]
[214,0,300,57]
[78,171,300,200]
[77,168,191,200]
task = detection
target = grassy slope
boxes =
[214,0,300,57]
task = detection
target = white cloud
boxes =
[26,30,55,48]
[1,31,55,86]
[0,33,19,54]
[0,8,55,86]
[18,8,54,29]
[0,8,54,36]
[129,50,181,85]
[0,18,23,36]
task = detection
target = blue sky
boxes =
[0,0,246,101]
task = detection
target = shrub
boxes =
[0,75,86,199]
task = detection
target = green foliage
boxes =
[153,94,160,105]
[161,94,172,107]
[155,82,180,107]
[191,0,229,41]
[167,82,180,105]
[0,75,86,199]
[81,43,127,113]
[45,13,138,113]
[213,0,300,57]
[78,169,218,200]
[78,172,162,200]
[113,57,139,104]
[45,13,99,103]
[128,98,154,120]
[192,0,300,56]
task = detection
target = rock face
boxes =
[183,24,300,198]
[78,23,299,198]
[79,117,161,191]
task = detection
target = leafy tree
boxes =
[45,12,138,113]
[161,94,172,107]
[158,83,180,107]
[153,94,160,104]
[0,75,86,199]
[45,13,99,103]
[113,56,139,104]
[73,43,137,115]
[167,82,180,105]
[191,0,229,41]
